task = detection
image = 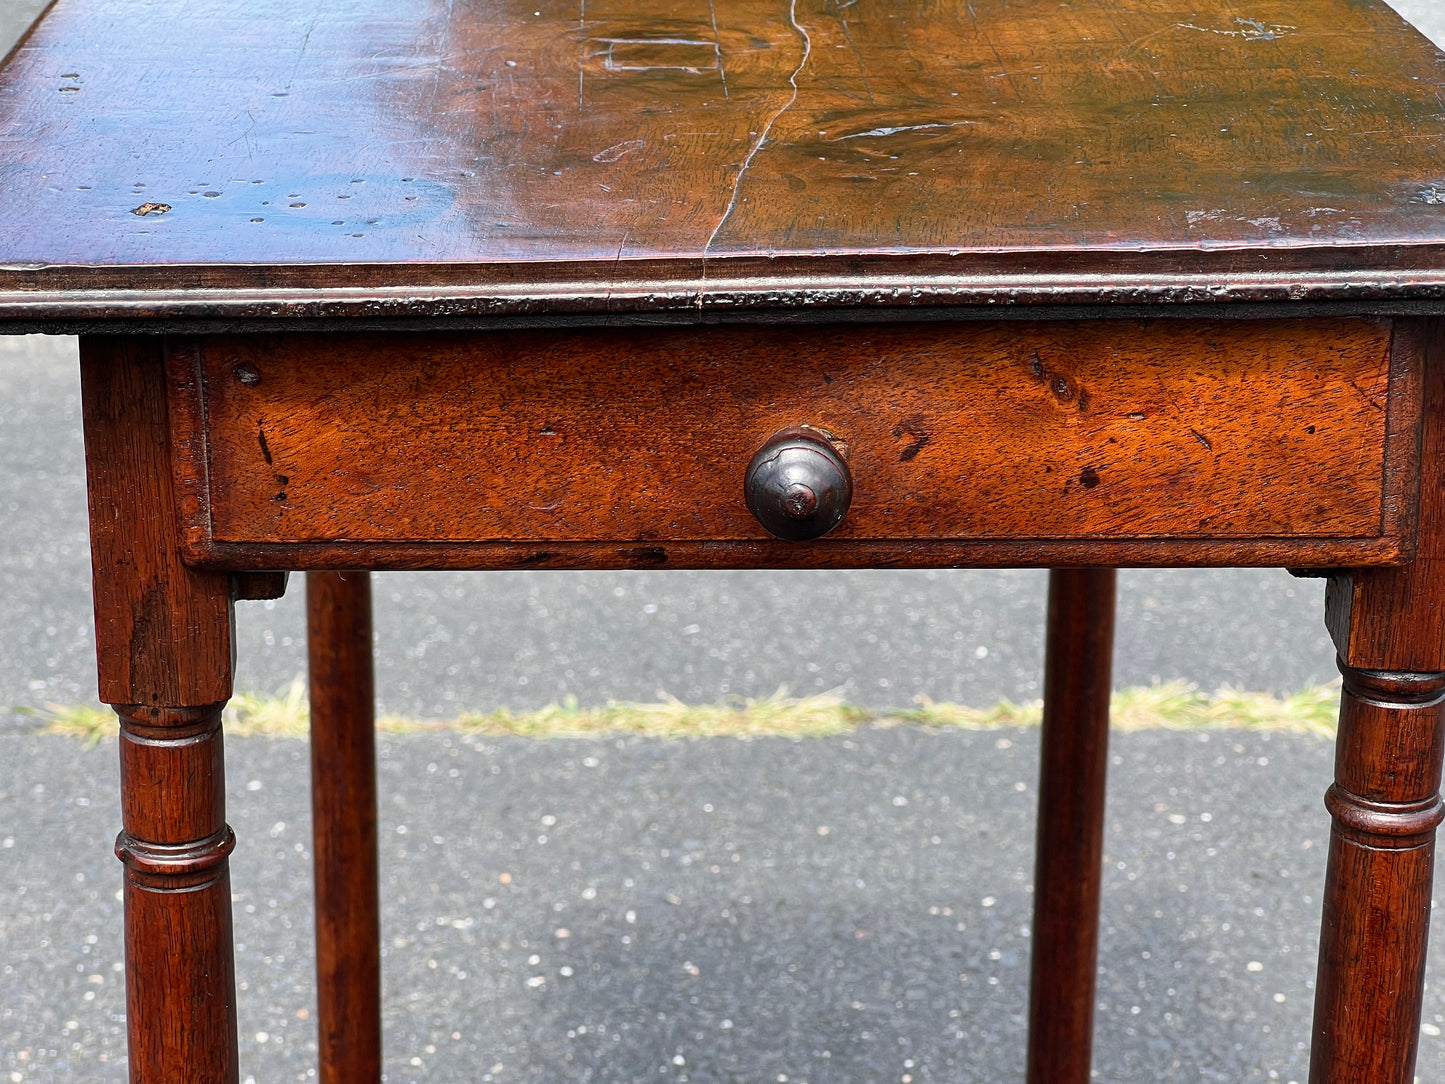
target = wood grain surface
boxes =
[81,337,241,1083]
[1310,320,1445,1084]
[3,0,1445,319]
[307,572,382,1084]
[81,337,234,705]
[1027,568,1116,1084]
[174,319,1408,565]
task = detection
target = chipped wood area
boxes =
[173,318,1410,562]
[2,0,1445,317]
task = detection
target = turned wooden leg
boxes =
[81,337,240,1082]
[115,704,238,1080]
[307,571,382,1083]
[1026,567,1116,1084]
[1310,664,1445,1083]
[1311,318,1445,1084]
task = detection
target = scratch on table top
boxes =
[596,38,720,73]
[701,0,813,258]
[225,109,258,158]
[286,4,324,93]
[593,138,644,163]
[604,229,630,310]
[1091,0,1169,93]
[828,0,876,106]
[427,0,457,116]
[1176,18,1294,42]
[578,0,587,110]
[966,2,1022,101]
[1119,16,1292,58]
[707,0,731,101]
[832,121,975,140]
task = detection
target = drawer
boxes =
[169,317,1420,570]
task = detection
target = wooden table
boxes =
[4,0,1445,1080]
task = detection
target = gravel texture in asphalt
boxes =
[8,725,1445,1084]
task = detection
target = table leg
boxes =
[80,337,240,1082]
[307,571,382,1082]
[1311,317,1445,1084]
[1026,567,1116,1084]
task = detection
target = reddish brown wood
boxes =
[1027,568,1116,1084]
[174,319,1409,559]
[1312,317,1445,1084]
[231,570,290,601]
[83,337,233,704]
[80,336,239,1083]
[116,704,237,1083]
[1311,670,1445,1084]
[307,572,381,1084]
[5,1,1445,320]
[189,536,1411,573]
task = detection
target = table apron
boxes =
[165,317,1424,571]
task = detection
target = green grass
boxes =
[22,678,1344,743]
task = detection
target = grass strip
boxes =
[24,677,1342,745]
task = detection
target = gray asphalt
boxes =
[12,725,1445,1084]
[7,2,1445,1080]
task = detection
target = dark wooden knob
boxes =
[744,428,852,541]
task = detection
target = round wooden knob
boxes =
[744,428,852,541]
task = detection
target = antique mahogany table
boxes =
[5,0,1445,1080]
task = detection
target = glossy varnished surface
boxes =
[1028,568,1115,1084]
[168,318,1419,568]
[81,338,241,1083]
[307,573,382,1084]
[1309,319,1445,1084]
[3,0,1445,318]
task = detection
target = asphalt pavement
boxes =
[14,722,1445,1084]
[7,2,1445,1080]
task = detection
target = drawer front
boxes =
[171,318,1418,569]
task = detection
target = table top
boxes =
[3,0,1445,323]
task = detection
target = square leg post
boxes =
[1311,318,1445,1083]
[81,337,240,1082]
